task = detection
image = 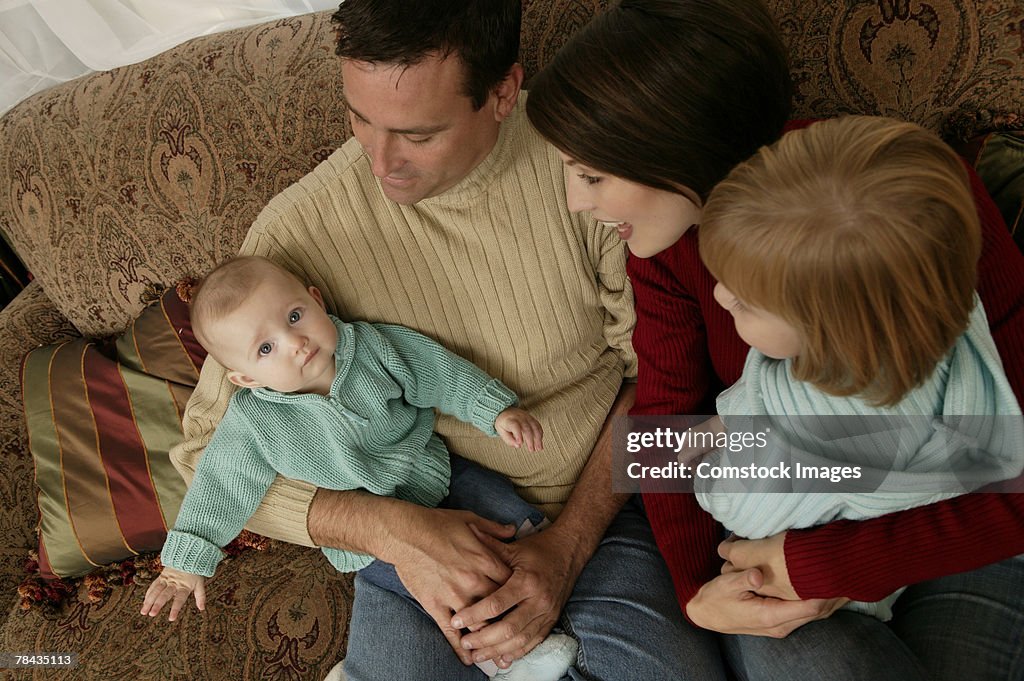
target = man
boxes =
[172,1,705,678]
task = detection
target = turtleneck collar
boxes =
[417,97,524,207]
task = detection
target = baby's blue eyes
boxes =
[256,309,302,357]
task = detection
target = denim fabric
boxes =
[348,480,1024,681]
[721,554,1024,681]
[559,496,726,681]
[890,554,1024,681]
[356,455,547,600]
[722,610,929,681]
[345,496,728,681]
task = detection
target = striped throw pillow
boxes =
[22,286,206,578]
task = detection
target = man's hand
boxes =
[387,507,518,665]
[141,567,207,622]
[450,524,583,669]
[686,568,848,637]
[495,407,544,452]
[718,532,798,600]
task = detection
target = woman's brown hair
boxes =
[700,116,981,406]
[526,0,792,201]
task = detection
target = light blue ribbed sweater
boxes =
[698,297,1024,619]
[162,315,517,576]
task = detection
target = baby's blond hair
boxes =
[700,116,981,406]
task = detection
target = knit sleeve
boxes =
[584,216,638,378]
[786,162,1024,601]
[162,406,278,576]
[628,242,722,613]
[370,323,518,435]
[321,546,375,573]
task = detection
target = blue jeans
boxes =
[356,455,547,600]
[344,495,725,681]
[349,485,1024,680]
[720,554,1024,681]
[889,553,1024,681]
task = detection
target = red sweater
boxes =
[629,139,1024,610]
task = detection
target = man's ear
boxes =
[492,63,524,122]
[227,371,263,389]
[308,285,326,310]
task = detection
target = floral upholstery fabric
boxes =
[777,0,1024,129]
[0,14,350,338]
[1,545,355,681]
[0,1,1021,678]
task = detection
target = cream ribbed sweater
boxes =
[170,97,636,546]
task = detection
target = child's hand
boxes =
[676,415,725,464]
[495,407,544,452]
[141,567,207,622]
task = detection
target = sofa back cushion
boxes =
[22,286,205,578]
[0,12,349,336]
[0,2,1021,336]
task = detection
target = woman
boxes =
[526,1,1024,679]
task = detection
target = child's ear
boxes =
[308,285,326,310]
[227,371,263,389]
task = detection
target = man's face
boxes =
[342,55,504,204]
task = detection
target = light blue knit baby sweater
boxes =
[162,315,517,576]
[698,297,1024,620]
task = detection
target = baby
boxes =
[141,255,577,680]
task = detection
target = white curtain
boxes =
[0,0,339,116]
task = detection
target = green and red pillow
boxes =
[22,284,206,579]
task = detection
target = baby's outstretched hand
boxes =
[141,567,207,622]
[495,407,544,452]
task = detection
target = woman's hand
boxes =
[686,567,848,637]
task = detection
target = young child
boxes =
[141,256,577,681]
[688,116,1024,620]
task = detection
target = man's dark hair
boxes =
[527,0,791,200]
[331,0,521,110]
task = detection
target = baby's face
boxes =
[207,272,339,395]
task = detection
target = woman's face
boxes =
[559,152,702,258]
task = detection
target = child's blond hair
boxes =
[190,256,298,353]
[700,116,981,406]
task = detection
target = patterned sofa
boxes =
[0,1,1021,679]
